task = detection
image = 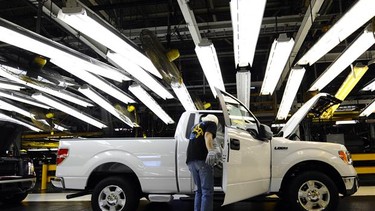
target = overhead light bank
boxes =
[57,4,162,79]
[297,0,375,66]
[32,92,107,129]
[0,64,94,107]
[78,84,138,128]
[0,18,130,83]
[309,25,375,92]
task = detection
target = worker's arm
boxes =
[204,131,215,151]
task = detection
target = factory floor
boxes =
[0,186,374,211]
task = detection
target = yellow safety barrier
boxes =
[41,164,56,190]
[352,153,375,174]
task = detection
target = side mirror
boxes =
[259,124,273,141]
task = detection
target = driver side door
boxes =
[216,88,271,205]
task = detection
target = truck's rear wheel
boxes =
[286,171,339,211]
[91,176,139,211]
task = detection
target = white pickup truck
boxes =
[52,89,358,211]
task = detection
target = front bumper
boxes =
[342,176,359,196]
[0,177,36,194]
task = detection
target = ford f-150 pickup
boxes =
[52,88,358,211]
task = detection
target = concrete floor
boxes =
[0,186,374,211]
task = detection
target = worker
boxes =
[186,114,220,211]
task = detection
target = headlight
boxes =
[339,150,353,165]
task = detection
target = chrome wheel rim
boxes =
[297,180,330,211]
[98,185,126,211]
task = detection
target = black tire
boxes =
[1,192,28,204]
[91,176,140,211]
[286,171,339,211]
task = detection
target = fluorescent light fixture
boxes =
[176,0,202,45]
[129,84,174,124]
[0,112,42,132]
[277,66,306,120]
[0,89,50,109]
[236,69,251,108]
[0,80,24,90]
[51,59,135,104]
[54,123,68,131]
[297,0,375,65]
[32,92,107,129]
[107,52,173,100]
[309,25,375,91]
[261,34,294,95]
[335,120,358,125]
[195,40,225,97]
[321,64,368,119]
[230,0,266,67]
[57,7,161,79]
[171,83,196,111]
[0,98,35,118]
[79,84,137,127]
[0,64,94,107]
[359,99,375,117]
[362,79,375,92]
[0,18,130,83]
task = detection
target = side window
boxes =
[224,96,258,135]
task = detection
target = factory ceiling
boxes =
[0,0,374,138]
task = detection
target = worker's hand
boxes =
[205,150,219,166]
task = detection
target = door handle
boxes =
[230,139,240,150]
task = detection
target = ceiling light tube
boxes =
[309,25,375,91]
[129,83,174,124]
[0,80,24,90]
[107,52,173,100]
[171,83,197,111]
[261,34,294,95]
[236,69,251,108]
[0,18,130,83]
[0,90,50,109]
[195,40,225,97]
[230,0,266,67]
[277,66,306,120]
[32,92,107,129]
[362,79,375,92]
[335,120,358,125]
[79,84,136,127]
[51,59,135,104]
[0,112,42,132]
[57,7,162,79]
[0,98,35,118]
[297,0,375,65]
[0,64,94,107]
[359,99,375,117]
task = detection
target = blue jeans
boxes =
[187,160,214,211]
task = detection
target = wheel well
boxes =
[280,160,346,195]
[86,162,142,197]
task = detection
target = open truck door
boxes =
[216,88,272,206]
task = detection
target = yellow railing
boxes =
[352,153,375,174]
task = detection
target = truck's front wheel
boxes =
[286,171,339,211]
[91,176,139,211]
